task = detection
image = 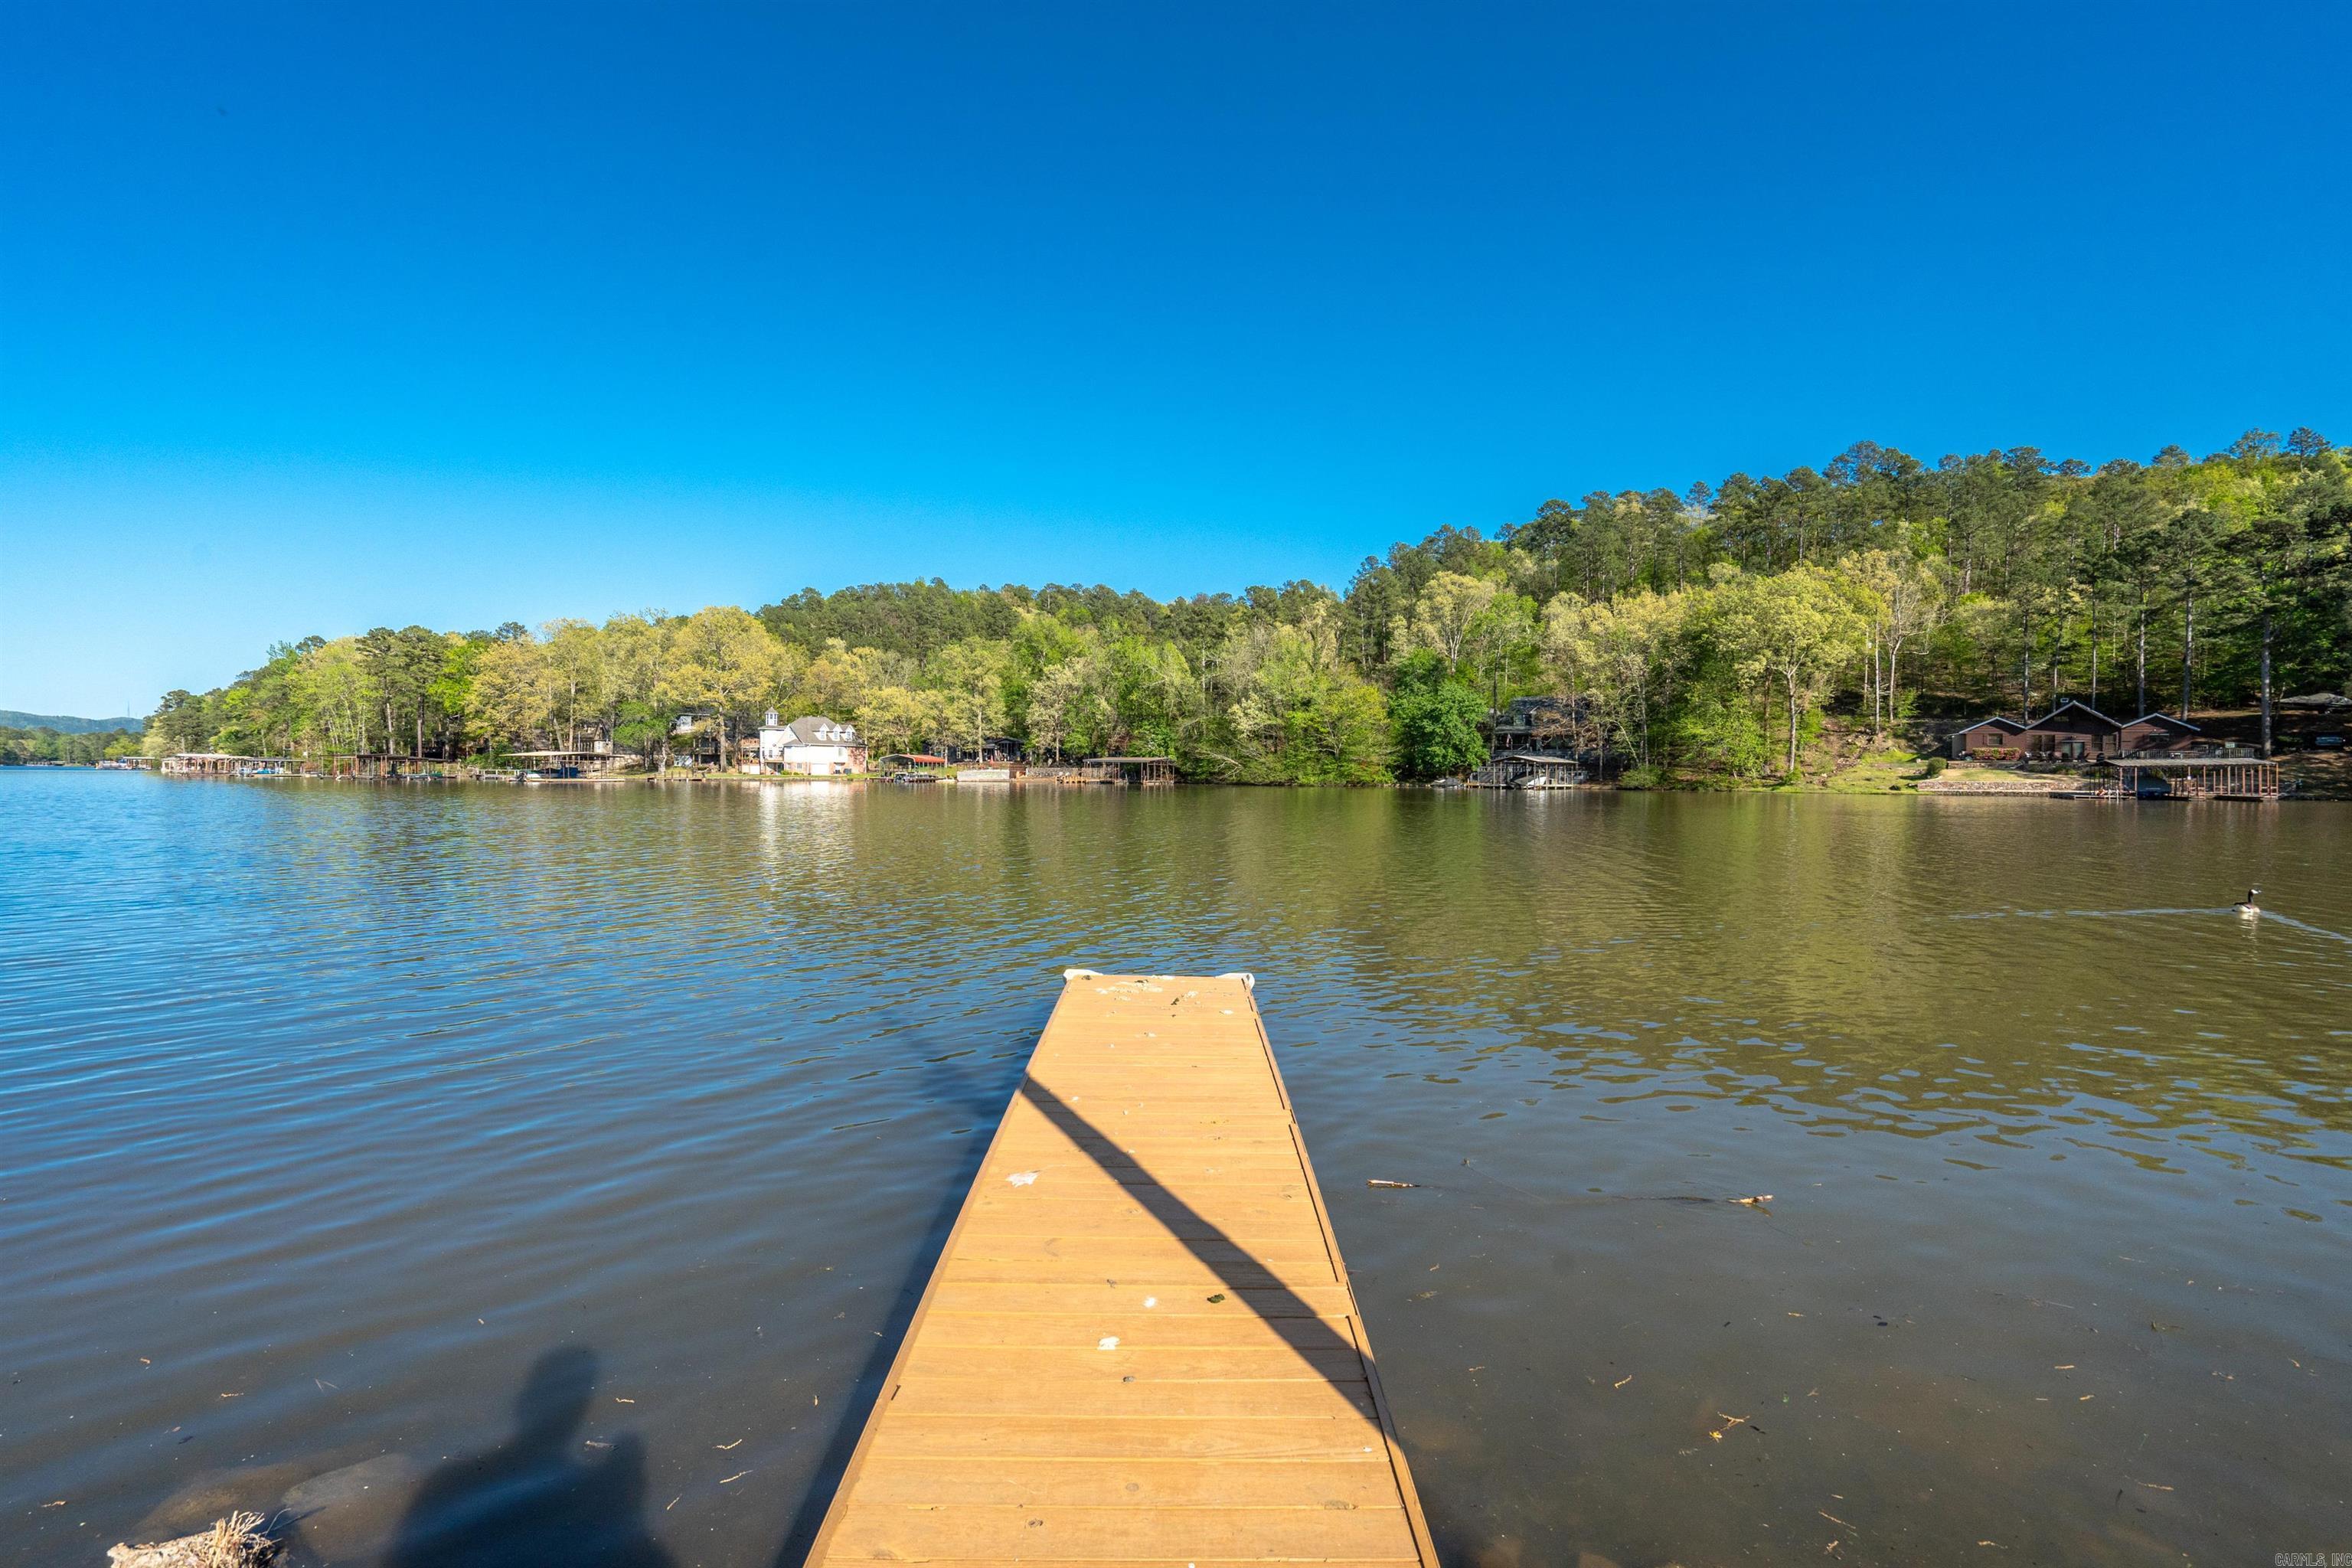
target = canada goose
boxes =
[2233,887,2261,917]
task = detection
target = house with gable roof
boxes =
[749,711,867,775]
[1949,700,2200,761]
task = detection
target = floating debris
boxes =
[106,1511,276,1568]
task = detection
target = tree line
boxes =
[2,724,143,766]
[135,428,2351,783]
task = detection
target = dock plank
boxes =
[803,972,1436,1568]
[825,1503,1421,1562]
[847,1454,1404,1508]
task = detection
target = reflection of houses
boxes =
[1949,701,2200,760]
[750,712,866,775]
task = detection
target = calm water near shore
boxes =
[4,771,2348,1566]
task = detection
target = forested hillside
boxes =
[136,430,2352,783]
[0,710,145,734]
[1,724,143,766]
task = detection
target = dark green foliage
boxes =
[139,426,2352,786]
[1387,651,1488,779]
[0,725,142,765]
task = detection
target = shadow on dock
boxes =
[776,1066,1395,1566]
[1009,1075,1386,1406]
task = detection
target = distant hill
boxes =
[0,710,145,734]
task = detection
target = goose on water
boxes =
[2233,887,2262,918]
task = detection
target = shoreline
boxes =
[22,763,2347,800]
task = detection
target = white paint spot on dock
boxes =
[1097,1336,1119,1350]
[1006,1171,1038,1187]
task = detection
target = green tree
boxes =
[467,635,556,753]
[543,619,608,751]
[934,638,1009,756]
[1708,567,1866,778]
[660,606,795,763]
[1025,645,1109,761]
[1544,588,1690,768]
[1392,571,1498,671]
[1387,649,1487,780]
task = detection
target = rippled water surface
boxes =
[5,771,2349,1566]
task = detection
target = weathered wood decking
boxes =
[805,971,1437,1566]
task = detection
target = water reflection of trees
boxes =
[263,782,2350,1160]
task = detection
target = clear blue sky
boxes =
[5,3,2348,715]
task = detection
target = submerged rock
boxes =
[278,1455,423,1563]
[133,1465,317,1542]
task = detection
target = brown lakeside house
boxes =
[1949,700,2200,761]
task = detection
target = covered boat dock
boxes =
[1081,756,1178,786]
[162,753,298,777]
[1469,751,1587,789]
[2100,756,2282,800]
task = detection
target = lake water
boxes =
[4,771,2347,1566]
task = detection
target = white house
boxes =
[754,711,866,775]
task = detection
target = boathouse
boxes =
[944,736,1024,766]
[328,753,433,780]
[1470,752,1586,789]
[510,746,641,778]
[876,753,949,779]
[1082,756,1178,786]
[2100,756,2281,800]
[163,753,298,777]
[1949,701,2199,760]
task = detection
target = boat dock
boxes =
[803,970,1438,1566]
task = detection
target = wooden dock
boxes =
[804,971,1438,1566]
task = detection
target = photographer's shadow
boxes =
[387,1346,671,1568]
